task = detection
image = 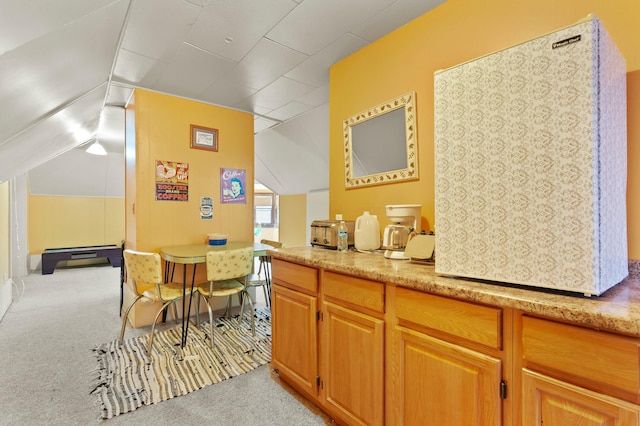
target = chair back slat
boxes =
[260,239,283,248]
[205,246,254,282]
[123,250,163,293]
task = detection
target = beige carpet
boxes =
[91,307,271,419]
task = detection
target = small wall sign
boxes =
[200,197,213,219]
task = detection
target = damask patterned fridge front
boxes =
[433,16,628,296]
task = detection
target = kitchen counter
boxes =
[269,246,640,337]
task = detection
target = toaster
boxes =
[311,220,355,249]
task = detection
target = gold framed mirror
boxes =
[343,91,418,189]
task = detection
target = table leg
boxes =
[161,260,169,323]
[181,264,187,346]
[181,264,197,347]
[265,257,272,306]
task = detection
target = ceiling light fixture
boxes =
[86,139,107,156]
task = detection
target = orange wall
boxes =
[279,194,308,248]
[125,89,255,253]
[124,89,254,326]
[330,0,640,258]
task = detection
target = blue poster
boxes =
[220,168,246,204]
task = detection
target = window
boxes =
[255,192,278,228]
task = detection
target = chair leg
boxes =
[257,258,264,277]
[238,292,245,320]
[148,301,173,353]
[119,295,144,342]
[171,302,180,324]
[262,285,270,308]
[195,292,200,326]
[201,296,215,348]
[240,290,255,336]
[223,295,232,317]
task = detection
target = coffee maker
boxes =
[382,204,421,259]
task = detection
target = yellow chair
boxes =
[248,239,282,307]
[195,246,255,348]
[120,249,193,353]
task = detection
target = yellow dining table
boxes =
[160,241,274,347]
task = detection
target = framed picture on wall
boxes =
[190,125,218,151]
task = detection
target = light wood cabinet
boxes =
[520,315,640,403]
[322,301,385,425]
[518,314,640,426]
[272,261,385,425]
[522,369,639,425]
[271,256,640,426]
[271,259,319,400]
[322,271,385,426]
[271,283,318,398]
[393,326,502,425]
[389,286,506,425]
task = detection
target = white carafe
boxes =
[354,211,380,251]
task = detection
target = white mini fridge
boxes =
[434,15,628,296]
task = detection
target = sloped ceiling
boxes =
[255,104,329,195]
[0,0,445,195]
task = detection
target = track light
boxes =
[86,139,107,156]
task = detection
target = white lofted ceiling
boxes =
[0,0,444,195]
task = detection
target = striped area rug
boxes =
[91,307,271,419]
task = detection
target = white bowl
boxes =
[207,233,228,246]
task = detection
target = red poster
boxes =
[155,160,189,201]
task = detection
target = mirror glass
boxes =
[343,91,418,188]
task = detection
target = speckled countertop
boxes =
[269,247,640,337]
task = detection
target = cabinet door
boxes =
[271,284,318,399]
[322,301,385,426]
[522,369,639,426]
[394,326,502,426]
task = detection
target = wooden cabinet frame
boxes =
[272,259,640,426]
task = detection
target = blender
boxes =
[382,204,421,259]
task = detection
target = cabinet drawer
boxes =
[522,315,640,404]
[323,271,384,313]
[272,258,318,293]
[395,287,502,349]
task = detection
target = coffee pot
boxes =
[382,204,421,259]
[382,225,408,250]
